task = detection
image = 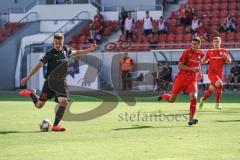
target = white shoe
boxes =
[215,103,222,110]
[199,97,204,109]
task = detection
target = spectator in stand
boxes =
[184,5,195,26]
[191,15,200,34]
[219,14,236,32]
[88,23,101,43]
[93,9,104,35]
[230,62,240,91]
[124,12,134,42]
[119,7,128,35]
[120,53,133,90]
[179,6,186,26]
[143,11,153,41]
[158,16,168,34]
[195,22,208,42]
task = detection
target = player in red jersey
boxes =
[157,37,204,125]
[199,37,231,110]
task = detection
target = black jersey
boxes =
[40,46,72,79]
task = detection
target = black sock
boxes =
[30,93,39,105]
[53,105,66,126]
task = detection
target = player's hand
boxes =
[89,43,97,51]
[223,53,228,59]
[192,67,200,73]
[21,77,29,86]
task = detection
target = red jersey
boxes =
[178,49,204,80]
[205,48,229,75]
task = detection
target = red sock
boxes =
[202,89,213,101]
[189,98,197,120]
[216,85,223,103]
[161,93,171,102]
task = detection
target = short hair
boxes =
[213,36,221,41]
[192,36,201,44]
[54,32,64,40]
[146,10,149,14]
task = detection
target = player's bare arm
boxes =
[178,62,199,73]
[70,43,96,57]
[21,61,45,86]
[223,52,231,64]
[202,53,209,64]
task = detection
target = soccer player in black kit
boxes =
[19,33,96,131]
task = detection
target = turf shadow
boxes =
[112,124,181,131]
[0,131,41,135]
[215,120,240,123]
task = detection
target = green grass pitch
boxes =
[0,91,240,160]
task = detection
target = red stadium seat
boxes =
[229,2,236,10]
[195,4,203,11]
[203,4,211,11]
[159,34,167,42]
[226,32,235,42]
[184,34,192,42]
[176,26,184,33]
[211,4,219,11]
[166,33,175,43]
[175,34,183,42]
[102,27,112,36]
[71,35,79,43]
[219,3,228,10]
[219,10,228,18]
[171,11,178,19]
[203,0,212,3]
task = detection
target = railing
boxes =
[41,10,90,43]
[0,12,39,44]
[102,4,163,12]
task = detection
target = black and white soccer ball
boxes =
[39,119,52,132]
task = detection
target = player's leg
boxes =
[199,84,216,109]
[157,75,183,102]
[199,73,217,109]
[19,81,49,109]
[185,80,198,125]
[214,78,223,110]
[188,92,198,125]
[52,96,68,131]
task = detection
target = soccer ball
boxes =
[39,119,52,132]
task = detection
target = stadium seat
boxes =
[184,34,192,42]
[175,34,183,42]
[102,27,112,36]
[204,4,211,11]
[220,3,228,10]
[229,2,236,10]
[159,34,167,42]
[211,4,219,10]
[166,33,175,43]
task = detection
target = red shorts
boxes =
[208,72,222,85]
[171,75,198,95]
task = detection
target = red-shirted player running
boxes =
[157,37,204,126]
[199,37,231,110]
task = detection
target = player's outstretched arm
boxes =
[70,43,96,57]
[178,62,199,73]
[21,61,44,86]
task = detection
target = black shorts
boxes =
[39,80,68,102]
[144,29,152,35]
